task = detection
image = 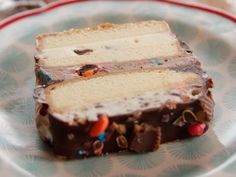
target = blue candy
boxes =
[97,132,106,142]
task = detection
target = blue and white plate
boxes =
[0,0,236,176]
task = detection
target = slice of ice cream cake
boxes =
[34,21,214,158]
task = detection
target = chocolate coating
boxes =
[43,95,213,158]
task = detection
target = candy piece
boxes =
[76,64,99,78]
[112,122,127,135]
[97,132,106,142]
[116,135,128,149]
[89,114,109,137]
[188,123,206,136]
[129,124,161,153]
[82,70,94,77]
[93,140,104,155]
[182,109,198,123]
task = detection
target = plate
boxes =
[0,0,236,176]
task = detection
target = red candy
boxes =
[188,123,206,136]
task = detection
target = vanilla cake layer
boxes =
[36,21,169,51]
[45,69,203,120]
[38,33,184,67]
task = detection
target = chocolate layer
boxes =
[39,94,213,158]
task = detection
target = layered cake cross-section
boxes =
[34,21,214,158]
[35,21,201,85]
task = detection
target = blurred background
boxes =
[0,0,236,21]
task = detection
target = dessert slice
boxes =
[34,68,214,158]
[35,21,199,84]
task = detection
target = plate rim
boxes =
[0,0,236,30]
[0,1,236,176]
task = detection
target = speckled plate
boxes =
[0,0,236,177]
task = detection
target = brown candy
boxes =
[116,135,128,149]
[93,140,104,155]
[133,124,143,133]
[129,124,161,153]
[112,122,127,135]
[182,109,198,123]
[172,107,210,127]
[196,110,206,122]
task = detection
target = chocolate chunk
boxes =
[129,124,161,153]
[116,135,128,149]
[74,49,93,55]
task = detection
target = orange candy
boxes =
[89,114,109,137]
[82,70,94,77]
